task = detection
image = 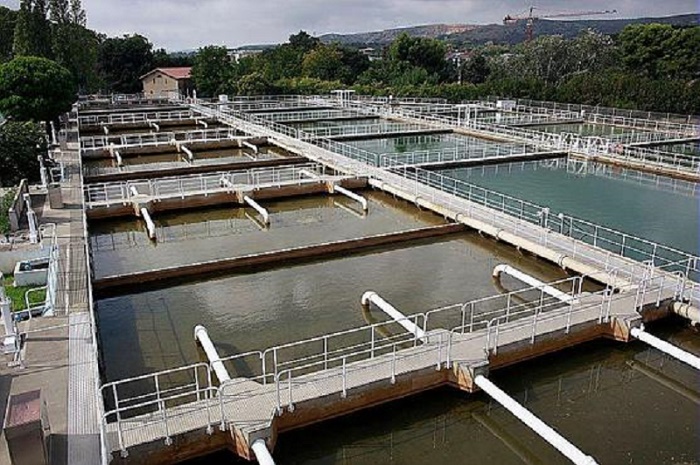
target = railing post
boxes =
[341,357,347,398]
[391,344,397,384]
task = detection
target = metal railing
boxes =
[491,97,699,128]
[99,263,692,457]
[301,121,436,139]
[78,110,197,127]
[378,143,545,168]
[84,163,337,207]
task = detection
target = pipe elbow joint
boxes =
[194,324,208,341]
[361,291,377,306]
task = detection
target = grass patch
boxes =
[2,275,45,311]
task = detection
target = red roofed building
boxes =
[141,67,193,97]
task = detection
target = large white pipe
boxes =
[244,196,270,225]
[474,375,599,465]
[197,119,209,129]
[243,140,260,154]
[114,150,123,167]
[671,302,700,326]
[103,125,110,135]
[140,208,157,240]
[181,145,194,163]
[251,438,276,465]
[129,185,140,197]
[334,185,368,212]
[150,121,160,132]
[361,291,426,339]
[631,326,700,370]
[194,325,231,383]
[493,265,575,304]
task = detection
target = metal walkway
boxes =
[91,99,699,463]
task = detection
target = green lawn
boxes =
[2,276,46,312]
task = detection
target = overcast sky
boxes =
[1,0,697,50]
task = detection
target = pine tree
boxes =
[69,0,86,26]
[12,0,34,57]
[49,0,70,24]
[31,0,53,58]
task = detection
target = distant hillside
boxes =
[319,13,699,47]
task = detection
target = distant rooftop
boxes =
[140,67,192,80]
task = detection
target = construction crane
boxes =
[504,7,617,42]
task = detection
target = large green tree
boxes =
[619,24,700,80]
[0,121,46,187]
[97,34,153,93]
[0,7,17,63]
[387,33,448,78]
[0,56,75,122]
[191,46,234,97]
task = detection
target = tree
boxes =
[52,23,100,92]
[0,56,75,122]
[13,0,52,58]
[461,53,489,84]
[619,24,700,80]
[0,7,17,63]
[0,121,47,187]
[49,0,70,24]
[387,33,448,78]
[302,45,345,81]
[191,45,234,97]
[97,34,154,93]
[288,31,320,54]
[236,72,275,95]
[69,0,86,26]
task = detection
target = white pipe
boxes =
[671,302,700,326]
[194,325,231,383]
[631,326,700,370]
[474,375,599,465]
[198,119,209,129]
[244,196,270,225]
[334,185,368,211]
[493,264,575,303]
[114,150,123,167]
[103,125,109,135]
[129,186,140,197]
[140,208,157,240]
[299,169,319,179]
[243,140,259,154]
[181,145,194,162]
[251,438,276,465]
[150,121,160,132]
[361,291,425,339]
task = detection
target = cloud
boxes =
[1,0,696,50]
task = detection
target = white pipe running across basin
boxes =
[251,438,276,465]
[631,326,700,370]
[474,375,599,465]
[244,196,270,225]
[243,140,260,154]
[194,325,231,383]
[361,291,425,339]
[181,145,194,163]
[493,264,575,304]
[140,208,157,240]
[671,301,700,326]
[334,185,368,212]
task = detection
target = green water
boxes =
[529,123,646,137]
[348,134,510,156]
[438,159,699,255]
